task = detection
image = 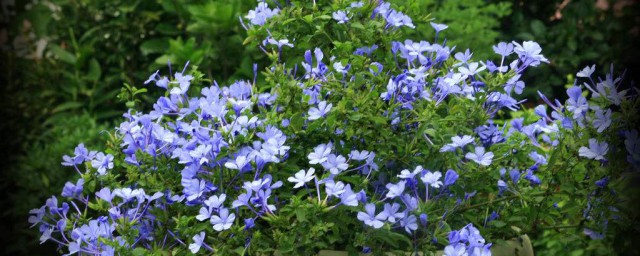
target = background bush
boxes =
[1,0,638,254]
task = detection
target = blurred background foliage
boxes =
[0,0,637,254]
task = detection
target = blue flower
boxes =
[385,180,406,199]
[61,179,84,198]
[430,22,448,33]
[440,135,474,152]
[302,48,329,80]
[458,62,486,77]
[353,45,378,56]
[349,150,371,161]
[189,232,206,253]
[95,187,113,203]
[211,208,236,231]
[287,168,315,188]
[308,101,333,120]
[512,41,549,66]
[444,169,459,186]
[465,146,494,166]
[566,86,589,119]
[245,2,279,26]
[577,65,596,78]
[204,194,226,210]
[400,213,418,233]
[196,205,213,221]
[224,155,250,170]
[529,151,547,165]
[90,152,114,175]
[264,37,294,48]
[592,108,612,133]
[454,49,473,66]
[325,180,346,197]
[384,10,415,29]
[321,154,348,174]
[381,203,404,223]
[492,42,514,57]
[509,169,521,185]
[340,184,359,207]
[169,70,194,95]
[579,139,609,161]
[332,10,350,24]
[595,176,609,188]
[444,244,466,256]
[420,171,443,188]
[357,203,387,228]
[397,166,422,179]
[308,143,333,164]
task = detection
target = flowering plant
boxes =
[30,1,639,255]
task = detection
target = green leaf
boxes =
[51,102,83,113]
[86,59,101,82]
[140,38,169,55]
[350,22,365,30]
[48,44,76,64]
[530,19,546,36]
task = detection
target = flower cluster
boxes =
[29,0,639,255]
[444,224,491,256]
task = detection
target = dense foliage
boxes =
[20,1,640,255]
[2,0,639,255]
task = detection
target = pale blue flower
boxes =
[458,62,486,77]
[512,41,549,66]
[493,42,514,57]
[357,203,387,228]
[189,232,206,254]
[211,208,235,231]
[308,143,332,164]
[421,171,443,188]
[381,203,404,223]
[430,22,448,32]
[340,184,359,206]
[287,168,315,188]
[332,10,350,24]
[400,213,418,233]
[385,180,406,199]
[465,146,494,166]
[592,108,612,133]
[579,139,609,161]
[577,65,596,78]
[444,244,467,256]
[325,180,346,197]
[91,152,114,175]
[321,154,348,174]
[440,135,474,152]
[308,101,333,120]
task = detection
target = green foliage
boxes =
[502,0,640,97]
[5,113,109,254]
[396,0,512,61]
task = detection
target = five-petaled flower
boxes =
[287,168,316,188]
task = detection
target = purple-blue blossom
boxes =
[332,10,350,24]
[579,139,609,161]
[287,168,316,188]
[91,152,114,175]
[465,146,494,166]
[440,135,474,152]
[308,143,332,164]
[211,208,236,231]
[357,203,387,228]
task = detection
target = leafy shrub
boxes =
[26,1,639,255]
